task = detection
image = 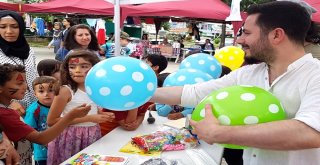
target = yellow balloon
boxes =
[214,46,245,70]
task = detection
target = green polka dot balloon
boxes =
[191,85,286,149]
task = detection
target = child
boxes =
[144,54,168,111]
[48,22,63,54]
[24,76,58,165]
[145,54,168,77]
[0,63,91,164]
[37,59,62,80]
[155,73,194,120]
[100,102,153,135]
[47,50,115,164]
[100,31,131,58]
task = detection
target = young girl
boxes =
[47,50,115,164]
[48,22,63,53]
[0,63,91,164]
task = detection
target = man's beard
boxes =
[244,56,262,65]
[243,36,275,65]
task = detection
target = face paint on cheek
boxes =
[16,73,24,81]
[8,88,19,95]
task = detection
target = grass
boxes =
[28,40,50,47]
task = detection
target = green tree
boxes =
[222,0,274,11]
[23,0,47,4]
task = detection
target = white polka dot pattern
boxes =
[244,116,259,124]
[240,93,256,101]
[85,57,157,110]
[179,53,222,79]
[218,115,231,125]
[216,91,229,100]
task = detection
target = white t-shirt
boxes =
[181,54,320,165]
[61,86,98,127]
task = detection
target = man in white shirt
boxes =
[151,1,320,165]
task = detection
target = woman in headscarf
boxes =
[0,10,38,165]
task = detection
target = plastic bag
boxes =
[131,126,198,152]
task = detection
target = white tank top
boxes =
[61,85,98,127]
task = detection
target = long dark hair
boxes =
[60,49,100,93]
[64,24,99,51]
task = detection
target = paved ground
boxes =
[33,47,180,73]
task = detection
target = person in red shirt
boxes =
[100,102,153,135]
[0,63,90,154]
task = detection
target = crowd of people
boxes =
[0,0,320,165]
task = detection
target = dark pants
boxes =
[35,160,47,165]
[223,148,243,165]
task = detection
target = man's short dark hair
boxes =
[247,1,311,45]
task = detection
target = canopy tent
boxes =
[22,0,114,16]
[121,0,230,22]
[305,0,320,23]
[0,2,19,12]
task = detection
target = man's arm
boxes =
[150,86,183,105]
[190,105,320,150]
[223,119,320,150]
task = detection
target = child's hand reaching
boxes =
[9,101,25,117]
[89,113,115,123]
[66,104,91,119]
[168,113,184,120]
[122,120,140,131]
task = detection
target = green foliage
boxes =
[161,22,171,31]
[24,0,47,4]
[214,38,221,45]
[222,0,274,11]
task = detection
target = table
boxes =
[203,49,215,55]
[62,112,224,165]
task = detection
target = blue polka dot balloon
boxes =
[163,69,213,87]
[180,53,222,79]
[85,57,157,111]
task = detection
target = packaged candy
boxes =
[131,127,198,152]
[67,153,128,165]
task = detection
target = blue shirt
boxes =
[101,43,131,58]
[24,101,50,161]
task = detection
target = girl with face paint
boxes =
[0,64,91,165]
[46,50,115,165]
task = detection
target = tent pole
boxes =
[114,0,121,56]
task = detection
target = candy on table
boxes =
[131,127,199,152]
[68,153,128,165]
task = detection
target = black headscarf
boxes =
[0,10,30,60]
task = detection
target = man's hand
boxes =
[189,104,222,145]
